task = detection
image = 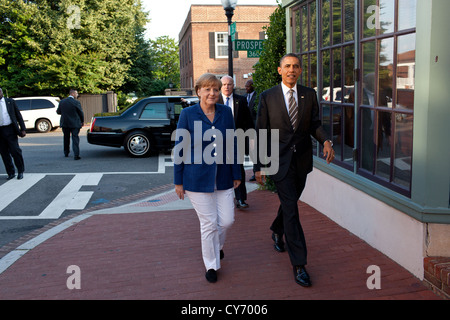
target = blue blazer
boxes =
[173,103,241,193]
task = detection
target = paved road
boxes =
[0,127,175,248]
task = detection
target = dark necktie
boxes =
[288,89,298,130]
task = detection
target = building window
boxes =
[188,36,192,63]
[292,0,416,196]
[360,0,416,195]
[215,32,229,59]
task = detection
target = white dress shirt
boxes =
[0,97,12,126]
[221,93,234,116]
[247,91,254,104]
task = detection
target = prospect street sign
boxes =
[234,39,265,51]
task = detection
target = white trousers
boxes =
[186,188,235,271]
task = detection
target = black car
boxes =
[87,96,198,157]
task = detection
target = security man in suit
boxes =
[245,79,257,125]
[254,53,335,287]
[219,76,254,209]
[245,79,258,181]
[0,88,26,180]
[57,89,84,160]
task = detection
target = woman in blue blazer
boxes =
[174,73,241,283]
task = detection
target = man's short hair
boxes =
[279,53,300,67]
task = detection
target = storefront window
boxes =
[379,0,395,34]
[322,0,330,47]
[292,0,416,196]
[396,33,415,111]
[344,0,355,42]
[398,0,416,30]
[359,0,416,194]
[333,0,342,44]
[363,0,377,38]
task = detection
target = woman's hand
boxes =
[175,184,185,200]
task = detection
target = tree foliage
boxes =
[252,2,286,99]
[150,36,180,85]
[0,0,180,98]
[145,35,180,96]
[252,2,286,193]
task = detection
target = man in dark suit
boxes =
[245,79,257,125]
[254,53,335,287]
[245,79,258,181]
[0,88,26,180]
[219,76,254,209]
[57,89,84,160]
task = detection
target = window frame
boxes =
[291,0,416,197]
[215,32,229,59]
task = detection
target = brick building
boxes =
[178,5,276,92]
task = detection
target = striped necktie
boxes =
[288,89,298,130]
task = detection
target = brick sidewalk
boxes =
[0,188,441,300]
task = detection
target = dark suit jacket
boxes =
[57,97,84,128]
[219,93,254,156]
[2,98,26,136]
[254,84,329,181]
[218,93,254,132]
[246,91,257,123]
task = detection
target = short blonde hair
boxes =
[194,73,222,96]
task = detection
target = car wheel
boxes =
[36,119,51,133]
[124,131,151,157]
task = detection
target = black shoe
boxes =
[220,250,224,260]
[249,175,256,181]
[236,200,249,209]
[7,173,15,180]
[293,266,312,287]
[205,269,217,283]
[17,172,23,180]
[272,232,285,252]
[74,156,81,160]
[64,153,69,157]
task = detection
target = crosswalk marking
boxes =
[0,174,46,212]
[38,173,102,219]
[0,153,254,220]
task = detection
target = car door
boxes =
[139,101,172,148]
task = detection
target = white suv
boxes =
[13,97,61,133]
